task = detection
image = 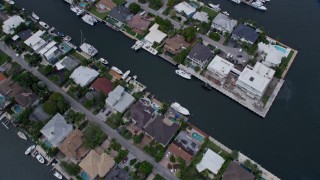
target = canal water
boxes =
[4,0,320,179]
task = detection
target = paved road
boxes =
[0,42,179,180]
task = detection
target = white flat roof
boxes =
[55,60,65,70]
[44,46,58,57]
[192,11,209,23]
[258,42,290,66]
[24,30,45,47]
[70,66,99,87]
[207,55,234,77]
[174,2,196,16]
[196,149,225,174]
[144,24,167,44]
[2,15,25,34]
[39,41,57,55]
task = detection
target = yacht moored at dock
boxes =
[131,40,144,50]
[4,0,14,5]
[25,145,36,155]
[175,69,191,80]
[80,43,98,57]
[222,11,229,16]
[39,21,49,29]
[251,1,267,11]
[36,154,45,164]
[81,14,97,26]
[111,66,123,75]
[70,5,84,16]
[31,12,39,20]
[53,171,63,179]
[98,58,108,65]
[209,3,221,11]
[17,131,27,140]
[171,102,190,116]
[230,0,241,4]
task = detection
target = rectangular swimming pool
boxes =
[274,45,287,54]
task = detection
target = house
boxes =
[91,77,113,96]
[38,41,57,55]
[164,35,190,55]
[207,55,234,79]
[222,161,255,180]
[17,29,33,40]
[58,129,89,162]
[144,115,180,147]
[196,149,225,174]
[127,14,151,34]
[40,113,73,147]
[236,62,275,99]
[187,43,213,69]
[108,6,133,23]
[55,56,80,71]
[232,24,259,45]
[2,15,25,34]
[128,99,155,129]
[105,166,132,180]
[192,11,209,23]
[144,24,167,44]
[211,13,237,34]
[44,46,59,63]
[95,0,116,12]
[105,85,135,113]
[24,30,46,51]
[174,2,196,18]
[79,149,115,179]
[70,66,99,87]
[258,42,291,67]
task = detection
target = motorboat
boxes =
[70,5,84,16]
[98,58,108,65]
[111,66,123,75]
[53,171,63,179]
[31,12,39,20]
[80,43,98,57]
[39,21,49,29]
[36,154,45,164]
[202,83,212,90]
[230,0,241,4]
[171,102,190,116]
[208,3,221,11]
[121,70,130,80]
[81,14,97,26]
[17,131,27,140]
[4,0,14,5]
[222,11,229,16]
[175,70,191,80]
[131,40,144,50]
[251,1,267,10]
[25,145,36,155]
[63,35,72,42]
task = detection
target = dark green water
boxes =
[2,0,320,179]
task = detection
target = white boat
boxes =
[230,0,241,4]
[209,3,221,11]
[17,131,27,140]
[70,5,84,16]
[39,21,49,29]
[251,1,267,10]
[131,41,144,50]
[63,35,72,42]
[36,154,45,164]
[222,11,229,16]
[80,43,98,57]
[111,66,123,75]
[171,102,190,116]
[53,171,63,179]
[121,70,130,80]
[31,12,39,20]
[25,145,36,155]
[81,14,97,26]
[175,70,191,80]
[5,0,15,5]
[99,58,108,65]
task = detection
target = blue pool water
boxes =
[192,132,204,142]
[274,45,287,54]
[0,95,5,103]
[12,104,23,113]
[59,42,72,53]
[79,2,88,8]
[43,140,53,148]
[80,172,90,180]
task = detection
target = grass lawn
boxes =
[89,6,108,20]
[123,25,137,36]
[201,6,218,18]
[112,0,126,6]
[72,51,88,62]
[274,50,294,79]
[136,33,145,40]
[0,51,11,65]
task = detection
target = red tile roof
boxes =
[91,77,113,95]
[168,143,193,163]
[0,73,6,82]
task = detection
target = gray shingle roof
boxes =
[188,43,213,62]
[109,7,133,23]
[105,85,135,113]
[211,13,238,33]
[232,24,259,43]
[60,56,80,71]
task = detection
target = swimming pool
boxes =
[0,94,5,103]
[192,132,204,142]
[79,2,88,8]
[274,45,287,54]
[12,104,23,113]
[59,42,72,53]
[43,140,53,148]
[80,171,90,180]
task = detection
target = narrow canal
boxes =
[4,0,320,179]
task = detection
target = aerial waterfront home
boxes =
[95,0,116,13]
[187,43,214,69]
[258,42,291,67]
[192,11,209,23]
[207,55,235,79]
[236,62,275,99]
[24,30,46,51]
[127,14,151,34]
[108,6,133,24]
[105,85,135,113]
[127,99,156,130]
[79,149,115,179]
[2,15,25,34]
[40,113,73,147]
[196,149,225,176]
[164,35,190,55]
[55,56,80,71]
[91,77,113,96]
[211,13,237,34]
[231,24,259,45]
[16,29,33,41]
[144,24,167,44]
[174,1,196,18]
[70,66,99,87]
[222,161,255,180]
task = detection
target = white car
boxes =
[165,151,171,159]
[99,58,108,65]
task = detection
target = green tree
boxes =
[128,3,141,14]
[109,139,121,151]
[167,0,181,7]
[158,102,169,114]
[83,123,106,148]
[173,48,189,64]
[154,16,174,33]
[181,27,197,42]
[24,53,42,66]
[153,174,165,180]
[170,155,176,163]
[66,110,86,125]
[114,149,129,163]
[194,66,201,72]
[61,161,81,176]
[138,161,153,177]
[130,158,137,165]
[149,0,163,10]
[133,133,144,144]
[16,108,32,125]
[209,32,221,41]
[43,101,58,115]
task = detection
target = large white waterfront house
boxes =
[2,15,25,35]
[207,55,234,79]
[236,62,275,99]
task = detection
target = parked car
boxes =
[165,151,171,159]
[122,157,128,163]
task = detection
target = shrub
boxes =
[130,158,137,165]
[61,161,81,176]
[209,32,221,41]
[129,3,141,14]
[42,101,57,115]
